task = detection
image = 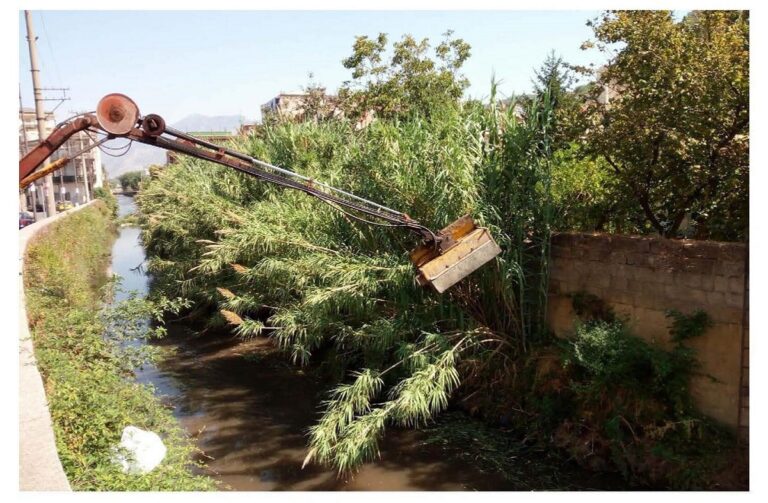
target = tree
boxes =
[118,170,145,192]
[531,51,578,118]
[300,73,336,123]
[524,51,585,149]
[581,10,749,239]
[338,30,471,120]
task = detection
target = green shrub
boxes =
[550,311,737,488]
[93,185,118,218]
[566,319,698,414]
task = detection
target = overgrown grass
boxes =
[93,185,118,218]
[137,92,556,473]
[23,202,216,491]
[555,313,739,489]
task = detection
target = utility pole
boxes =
[24,10,56,217]
[29,184,38,223]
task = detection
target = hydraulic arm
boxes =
[19,93,501,293]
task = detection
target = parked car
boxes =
[56,201,74,212]
[19,211,34,229]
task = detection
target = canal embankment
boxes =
[20,199,215,491]
[19,202,96,490]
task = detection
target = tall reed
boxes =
[137,87,555,472]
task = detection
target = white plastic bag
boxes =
[112,426,167,475]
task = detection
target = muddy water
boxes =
[137,332,519,490]
[111,195,518,490]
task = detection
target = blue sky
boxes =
[19,10,608,124]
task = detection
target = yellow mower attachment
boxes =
[410,215,502,293]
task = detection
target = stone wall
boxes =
[548,232,748,431]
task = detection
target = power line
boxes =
[38,12,64,89]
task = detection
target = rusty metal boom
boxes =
[18,93,501,293]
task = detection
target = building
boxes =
[19,108,104,212]
[18,107,55,150]
[259,91,382,130]
[165,131,235,164]
[260,91,343,122]
[261,93,311,121]
[594,67,622,107]
[51,130,105,205]
[19,108,55,213]
[596,82,621,106]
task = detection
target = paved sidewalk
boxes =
[19,204,95,491]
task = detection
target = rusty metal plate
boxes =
[410,214,477,267]
[96,93,139,135]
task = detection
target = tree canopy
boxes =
[581,10,749,239]
[338,31,471,120]
[118,170,146,192]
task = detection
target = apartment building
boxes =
[19,108,105,211]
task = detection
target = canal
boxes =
[110,194,622,491]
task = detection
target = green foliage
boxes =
[339,30,471,120]
[550,309,736,488]
[101,284,193,369]
[464,301,741,489]
[117,213,141,226]
[118,170,146,192]
[581,10,749,239]
[474,84,556,347]
[525,51,584,148]
[300,74,337,123]
[550,146,616,232]
[666,308,713,343]
[137,82,556,473]
[567,320,697,411]
[93,184,118,218]
[23,203,216,491]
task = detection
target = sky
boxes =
[18,10,609,125]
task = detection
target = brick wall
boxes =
[548,232,748,430]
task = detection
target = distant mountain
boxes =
[103,114,249,177]
[103,143,167,178]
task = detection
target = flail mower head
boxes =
[409,215,502,293]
